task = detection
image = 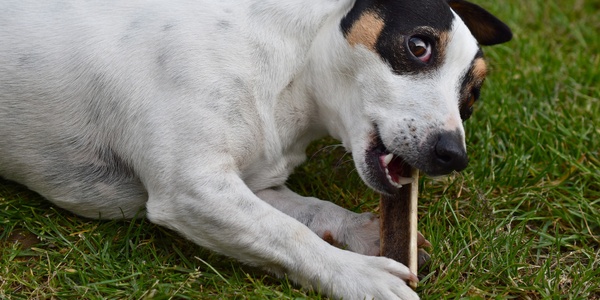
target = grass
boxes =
[1,0,599,298]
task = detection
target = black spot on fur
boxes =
[89,146,136,183]
[156,52,168,68]
[162,23,175,31]
[217,20,231,30]
[18,53,39,67]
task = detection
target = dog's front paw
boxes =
[313,250,419,300]
[336,213,432,270]
[335,212,381,256]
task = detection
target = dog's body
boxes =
[0,0,510,298]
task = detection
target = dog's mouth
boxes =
[365,131,414,195]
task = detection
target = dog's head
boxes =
[311,0,511,194]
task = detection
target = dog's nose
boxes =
[432,131,468,173]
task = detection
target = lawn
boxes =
[1,0,599,299]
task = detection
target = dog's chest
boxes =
[238,133,312,192]
[240,82,324,191]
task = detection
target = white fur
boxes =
[0,0,480,299]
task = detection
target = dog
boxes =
[0,0,511,298]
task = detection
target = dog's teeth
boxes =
[385,168,401,188]
[382,153,407,188]
[386,174,403,188]
[383,153,393,166]
[397,177,414,185]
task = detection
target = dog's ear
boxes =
[447,0,512,45]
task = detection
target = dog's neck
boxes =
[291,23,374,152]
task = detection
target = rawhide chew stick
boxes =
[379,167,419,289]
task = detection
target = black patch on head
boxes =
[341,0,456,75]
[458,50,484,120]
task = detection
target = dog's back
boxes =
[0,0,263,218]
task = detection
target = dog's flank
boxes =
[0,0,511,299]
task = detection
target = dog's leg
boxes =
[256,186,381,256]
[256,186,432,261]
[145,172,418,300]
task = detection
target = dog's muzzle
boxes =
[365,129,468,195]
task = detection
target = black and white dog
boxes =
[0,0,511,298]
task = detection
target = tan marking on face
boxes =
[346,11,385,50]
[473,58,487,81]
[436,30,450,62]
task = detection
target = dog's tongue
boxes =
[380,154,414,187]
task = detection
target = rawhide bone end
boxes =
[379,167,419,290]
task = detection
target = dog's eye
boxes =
[461,94,477,120]
[467,94,476,108]
[408,37,432,63]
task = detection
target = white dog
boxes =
[0,0,511,298]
